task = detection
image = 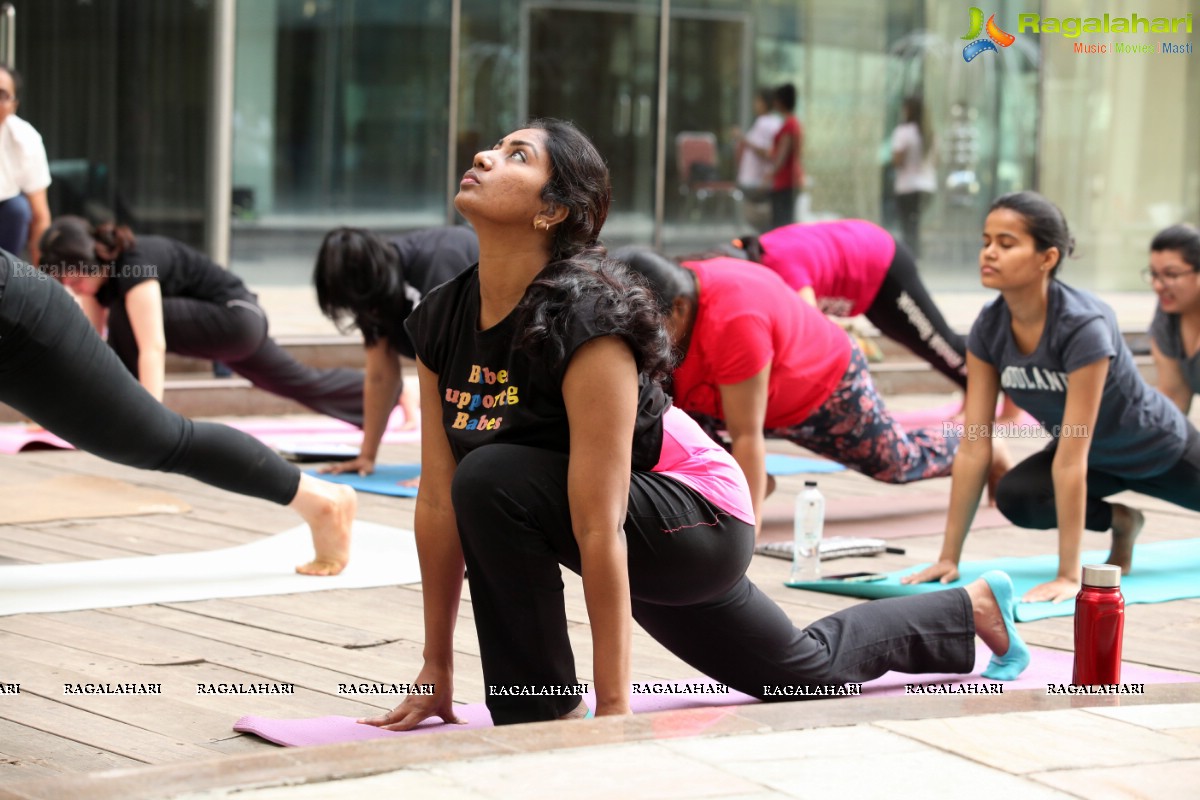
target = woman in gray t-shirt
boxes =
[1146,224,1200,413]
[904,192,1200,603]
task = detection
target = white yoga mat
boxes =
[0,521,420,616]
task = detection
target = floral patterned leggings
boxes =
[769,346,958,483]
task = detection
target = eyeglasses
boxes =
[1141,267,1196,285]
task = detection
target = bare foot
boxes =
[1107,503,1144,576]
[289,474,357,576]
[965,578,1009,657]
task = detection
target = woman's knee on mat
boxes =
[993,473,1057,529]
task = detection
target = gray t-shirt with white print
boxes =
[968,280,1188,478]
[1150,306,1200,396]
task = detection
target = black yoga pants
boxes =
[107,294,365,427]
[451,443,976,725]
[994,432,1200,531]
[865,238,967,389]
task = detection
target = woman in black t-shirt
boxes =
[313,226,479,475]
[360,119,1030,730]
[38,217,365,426]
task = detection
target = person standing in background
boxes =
[733,89,783,232]
[891,96,936,258]
[766,83,803,231]
[0,66,51,265]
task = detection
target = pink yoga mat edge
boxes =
[233,648,1198,747]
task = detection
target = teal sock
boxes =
[980,570,1031,681]
[583,705,594,719]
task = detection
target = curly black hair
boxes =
[516,256,675,384]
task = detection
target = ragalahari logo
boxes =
[962,7,1016,62]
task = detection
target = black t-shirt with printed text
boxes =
[405,265,667,469]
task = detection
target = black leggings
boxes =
[865,238,967,389]
[769,188,797,230]
[107,294,365,427]
[452,443,976,725]
[894,190,930,258]
[0,258,300,505]
[995,431,1200,531]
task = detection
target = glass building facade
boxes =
[14,0,1200,291]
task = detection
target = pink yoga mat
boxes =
[0,410,418,456]
[0,425,73,454]
[887,400,963,431]
[224,409,419,448]
[759,492,1009,543]
[888,400,1039,433]
[233,646,1198,747]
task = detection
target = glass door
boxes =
[525,4,661,244]
[17,0,216,248]
[661,11,748,251]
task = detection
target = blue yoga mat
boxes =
[308,464,420,498]
[317,457,840,496]
[764,454,846,475]
[786,539,1200,621]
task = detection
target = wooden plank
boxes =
[0,718,139,784]
[20,520,234,558]
[0,539,85,565]
[158,599,391,648]
[0,528,145,561]
[44,609,424,710]
[105,605,488,701]
[0,692,214,764]
[121,516,266,547]
[0,641,379,741]
[229,589,448,648]
[0,616,202,667]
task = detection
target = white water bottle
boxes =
[790,481,824,582]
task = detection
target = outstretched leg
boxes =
[0,263,356,573]
[865,238,967,389]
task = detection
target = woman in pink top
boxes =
[619,247,960,536]
[741,219,967,390]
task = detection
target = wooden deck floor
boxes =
[0,396,1198,786]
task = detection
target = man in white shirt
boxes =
[0,66,51,265]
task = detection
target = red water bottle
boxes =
[1072,564,1125,685]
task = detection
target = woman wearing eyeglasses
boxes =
[904,192,1200,603]
[1146,224,1200,414]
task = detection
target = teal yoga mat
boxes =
[786,539,1200,622]
[308,464,420,497]
[764,454,845,475]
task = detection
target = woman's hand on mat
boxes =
[358,668,461,730]
[1022,576,1080,604]
[901,559,960,585]
[320,455,376,477]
